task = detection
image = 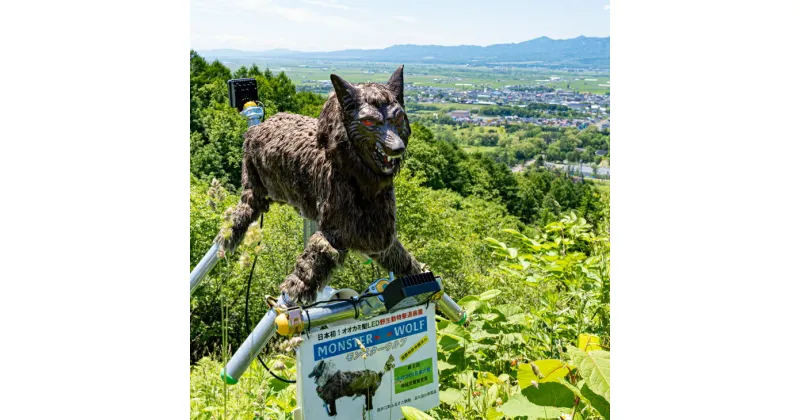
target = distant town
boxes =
[300,78,610,131]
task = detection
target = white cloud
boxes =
[392,15,417,23]
[302,0,350,10]
[235,0,353,29]
[191,33,292,50]
[604,4,610,10]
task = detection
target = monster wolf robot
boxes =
[217,65,424,305]
[308,355,396,416]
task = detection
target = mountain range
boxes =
[198,36,609,68]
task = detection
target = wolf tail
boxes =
[383,354,396,373]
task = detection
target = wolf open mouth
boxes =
[371,142,402,173]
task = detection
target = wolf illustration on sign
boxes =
[308,354,396,416]
[217,65,425,305]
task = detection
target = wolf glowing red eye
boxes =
[361,119,375,127]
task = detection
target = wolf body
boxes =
[219,66,424,304]
[308,355,396,416]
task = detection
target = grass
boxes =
[586,178,610,193]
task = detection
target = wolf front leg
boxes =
[370,238,425,277]
[280,231,347,305]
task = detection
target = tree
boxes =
[295,91,326,118]
[264,71,298,112]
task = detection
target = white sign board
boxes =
[296,304,439,419]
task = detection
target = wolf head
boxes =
[326,65,410,178]
[309,359,335,386]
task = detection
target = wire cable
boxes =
[244,214,296,383]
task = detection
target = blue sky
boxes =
[191,0,609,51]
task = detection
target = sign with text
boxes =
[296,304,439,419]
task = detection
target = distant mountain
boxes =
[198,36,609,68]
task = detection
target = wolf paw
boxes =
[280,273,318,306]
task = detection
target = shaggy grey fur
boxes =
[217,66,424,304]
[308,355,396,416]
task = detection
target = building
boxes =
[449,110,471,119]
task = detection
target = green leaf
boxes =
[581,381,611,420]
[578,334,603,352]
[495,304,523,316]
[479,289,502,301]
[440,321,470,339]
[437,360,456,371]
[568,346,610,403]
[518,363,540,390]
[486,407,504,420]
[498,383,575,419]
[401,405,436,420]
[477,371,503,386]
[534,359,570,383]
[455,370,474,387]
[438,334,463,351]
[439,388,462,405]
[558,378,583,398]
[458,295,488,314]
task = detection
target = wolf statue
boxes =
[218,65,424,305]
[308,355,396,416]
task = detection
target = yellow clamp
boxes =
[276,309,305,336]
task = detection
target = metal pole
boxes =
[190,242,220,295]
[303,219,317,247]
[436,293,468,325]
[190,103,263,295]
[222,293,290,384]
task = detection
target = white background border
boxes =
[1,0,799,418]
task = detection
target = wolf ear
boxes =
[387,65,404,106]
[331,74,357,112]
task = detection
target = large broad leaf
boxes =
[578,333,603,352]
[458,295,488,314]
[534,359,571,383]
[568,346,610,403]
[471,326,501,342]
[439,388,462,405]
[498,382,575,419]
[437,360,456,371]
[518,361,568,389]
[401,406,436,420]
[479,289,502,301]
[485,407,504,420]
[517,363,540,390]
[581,381,611,420]
[440,321,470,339]
[495,304,524,317]
[438,334,463,352]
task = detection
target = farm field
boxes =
[216,58,611,94]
